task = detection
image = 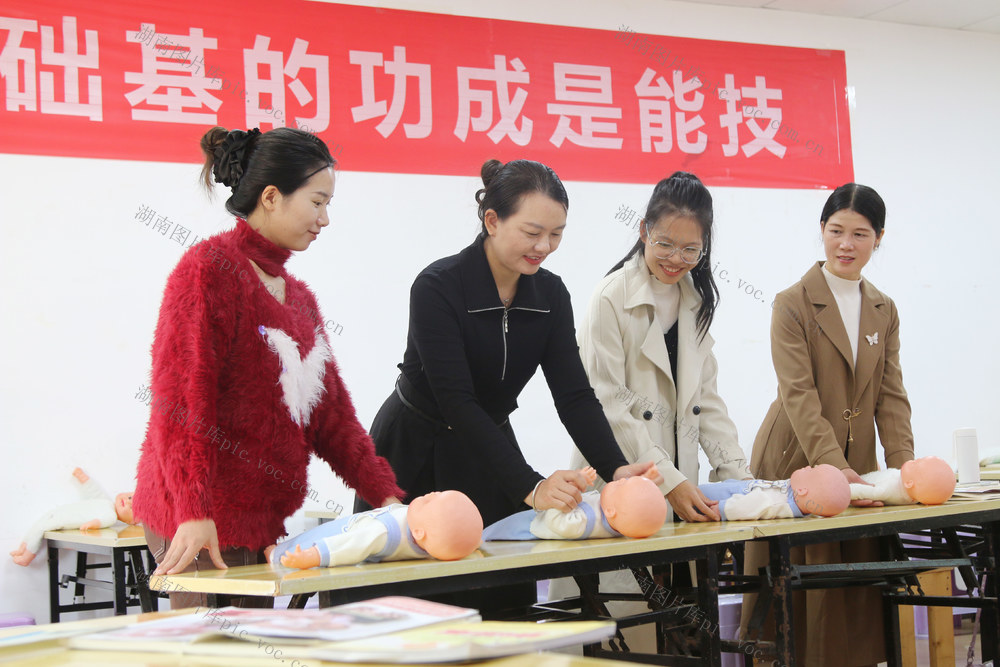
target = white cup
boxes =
[954,427,980,484]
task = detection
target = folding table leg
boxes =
[48,545,61,623]
[769,536,795,666]
[110,547,127,615]
[696,546,722,667]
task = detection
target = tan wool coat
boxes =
[742,262,915,667]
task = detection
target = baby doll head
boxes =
[115,492,137,525]
[789,464,850,517]
[599,476,667,538]
[901,456,956,505]
[407,491,483,560]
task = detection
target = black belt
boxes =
[394,375,509,430]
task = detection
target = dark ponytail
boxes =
[608,171,718,340]
[474,159,568,238]
[200,126,335,218]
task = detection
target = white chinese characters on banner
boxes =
[40,16,101,120]
[124,23,222,124]
[547,63,622,149]
[245,36,330,132]
[0,17,38,112]
[740,75,784,158]
[634,68,672,153]
[719,73,785,158]
[350,45,431,139]
[1,15,101,119]
[454,55,531,146]
[633,67,706,154]
[671,70,706,154]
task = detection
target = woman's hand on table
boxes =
[667,480,721,522]
[841,467,883,507]
[527,470,589,512]
[154,519,228,575]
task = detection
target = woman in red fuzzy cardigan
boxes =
[133,126,403,606]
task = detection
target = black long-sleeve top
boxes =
[399,236,629,507]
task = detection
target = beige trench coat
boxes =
[742,262,915,666]
[571,253,751,510]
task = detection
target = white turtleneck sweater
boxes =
[821,262,862,366]
[649,274,680,333]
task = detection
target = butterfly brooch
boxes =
[865,332,879,346]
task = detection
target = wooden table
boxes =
[742,499,1000,667]
[152,521,756,667]
[149,500,1000,666]
[44,524,156,622]
[304,508,344,524]
[150,521,755,602]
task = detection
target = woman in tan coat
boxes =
[742,182,914,666]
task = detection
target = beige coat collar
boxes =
[620,253,707,411]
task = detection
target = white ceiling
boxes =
[674,0,1000,34]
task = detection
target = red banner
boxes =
[0,2,853,188]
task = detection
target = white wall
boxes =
[2,0,998,622]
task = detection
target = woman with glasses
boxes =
[355,159,658,534]
[572,172,752,522]
[740,183,913,666]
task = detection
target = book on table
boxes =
[67,595,615,662]
[69,596,478,650]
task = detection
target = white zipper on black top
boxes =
[467,305,551,381]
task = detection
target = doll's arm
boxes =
[273,517,389,568]
[280,545,322,569]
[73,467,111,501]
[80,519,102,531]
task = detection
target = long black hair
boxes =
[608,171,718,339]
[820,183,886,235]
[474,159,568,237]
[200,126,335,217]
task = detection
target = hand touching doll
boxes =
[10,468,137,566]
[270,490,483,569]
[483,467,668,540]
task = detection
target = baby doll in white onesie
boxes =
[483,467,668,540]
[10,468,136,566]
[270,490,483,569]
[849,456,955,506]
[698,463,851,520]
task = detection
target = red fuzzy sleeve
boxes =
[148,246,234,524]
[299,295,404,507]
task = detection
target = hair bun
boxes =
[669,171,701,184]
[213,128,261,189]
[480,159,504,189]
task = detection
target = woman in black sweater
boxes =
[356,159,657,527]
